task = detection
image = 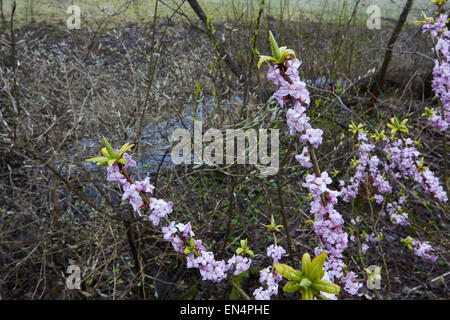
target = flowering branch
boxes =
[259,32,361,296]
[419,9,450,198]
[87,137,335,300]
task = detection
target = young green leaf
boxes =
[310,251,327,280]
[301,253,312,277]
[103,136,118,159]
[283,281,302,293]
[279,47,296,61]
[268,31,281,61]
[101,147,110,158]
[273,263,303,281]
[311,280,340,295]
[257,55,276,68]
[86,156,110,165]
[118,143,135,157]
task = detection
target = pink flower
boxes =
[285,58,301,79]
[162,221,177,240]
[300,128,323,148]
[149,198,173,226]
[253,287,272,300]
[273,86,290,107]
[423,15,450,133]
[195,252,227,283]
[253,266,282,300]
[122,184,145,214]
[286,106,309,135]
[295,147,313,168]
[266,245,286,263]
[135,176,155,194]
[123,153,136,169]
[162,221,186,253]
[411,240,439,262]
[275,79,310,107]
[422,14,448,39]
[226,255,252,276]
[342,271,362,295]
[176,221,195,238]
[267,65,283,85]
[106,164,129,188]
[374,194,384,204]
[362,243,369,254]
[302,171,332,197]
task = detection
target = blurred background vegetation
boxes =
[0,0,439,24]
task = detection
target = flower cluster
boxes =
[227,254,253,276]
[314,247,362,294]
[107,162,130,188]
[422,14,450,131]
[103,151,253,284]
[402,236,439,263]
[303,171,332,197]
[148,198,173,226]
[266,58,360,295]
[162,221,195,253]
[385,138,447,202]
[340,130,445,262]
[340,133,391,202]
[190,251,228,283]
[411,239,439,263]
[422,14,448,39]
[266,244,286,263]
[341,271,362,295]
[185,250,252,283]
[253,245,286,300]
[163,221,252,282]
[384,200,409,226]
[106,157,163,216]
[295,147,313,168]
